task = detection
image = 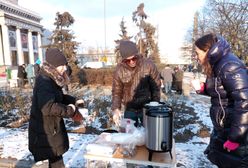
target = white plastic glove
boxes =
[75,99,84,108]
[112,109,122,127]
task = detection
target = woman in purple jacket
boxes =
[192,33,248,168]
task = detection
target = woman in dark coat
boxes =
[192,33,248,167]
[28,48,83,168]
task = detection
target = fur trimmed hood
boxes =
[41,62,70,87]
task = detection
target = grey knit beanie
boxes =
[45,48,67,67]
[119,41,138,59]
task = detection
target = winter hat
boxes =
[119,41,138,59]
[45,48,67,67]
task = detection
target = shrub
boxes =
[0,89,32,127]
[77,68,114,86]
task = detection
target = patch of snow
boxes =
[176,123,201,135]
[0,73,220,167]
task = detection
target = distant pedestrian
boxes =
[192,64,198,78]
[25,63,35,87]
[28,48,84,168]
[188,64,193,72]
[160,65,173,94]
[173,66,184,94]
[34,58,41,77]
[17,64,27,88]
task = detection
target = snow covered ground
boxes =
[0,72,218,168]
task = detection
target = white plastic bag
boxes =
[131,126,145,146]
[104,126,145,146]
[191,79,201,90]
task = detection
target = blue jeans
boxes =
[164,81,172,93]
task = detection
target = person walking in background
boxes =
[28,48,84,168]
[25,63,35,88]
[160,65,173,94]
[111,40,161,127]
[173,66,184,94]
[17,64,27,88]
[192,63,198,78]
[191,33,248,167]
[34,58,41,77]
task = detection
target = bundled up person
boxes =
[160,65,173,94]
[173,66,184,94]
[25,63,35,87]
[28,48,84,168]
[17,64,27,88]
[111,40,161,127]
[192,33,248,168]
[34,58,41,77]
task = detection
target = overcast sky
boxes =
[19,0,205,62]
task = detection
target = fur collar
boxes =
[41,62,70,87]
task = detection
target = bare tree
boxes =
[184,0,248,64]
[114,18,132,63]
[132,3,160,64]
[182,12,200,65]
[45,12,80,82]
[200,0,248,63]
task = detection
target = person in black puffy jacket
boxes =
[28,48,83,168]
[192,33,248,168]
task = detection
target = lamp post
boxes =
[104,0,107,57]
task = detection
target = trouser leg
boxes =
[206,132,242,168]
[18,78,24,88]
[164,82,169,93]
[168,82,172,93]
[175,81,183,94]
[48,155,65,168]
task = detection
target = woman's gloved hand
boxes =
[223,140,240,152]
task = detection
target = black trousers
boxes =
[206,131,248,168]
[174,81,183,94]
[48,155,65,168]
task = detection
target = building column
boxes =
[37,32,43,62]
[16,27,24,65]
[2,24,11,65]
[0,25,4,65]
[28,30,34,64]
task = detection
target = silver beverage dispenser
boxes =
[143,102,173,161]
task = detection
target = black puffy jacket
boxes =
[205,36,248,144]
[28,65,76,162]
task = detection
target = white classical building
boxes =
[0,0,43,66]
